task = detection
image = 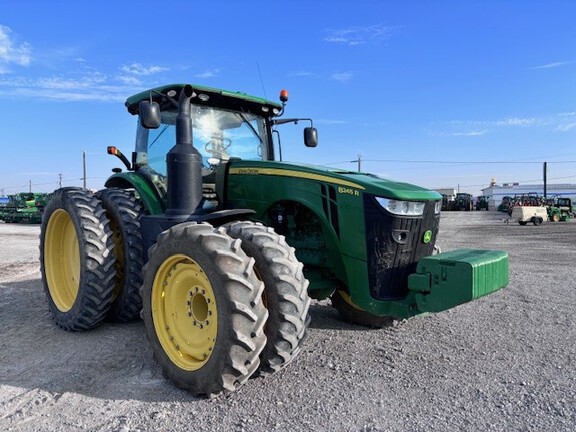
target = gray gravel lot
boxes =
[0,211,574,432]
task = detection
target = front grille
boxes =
[364,196,439,300]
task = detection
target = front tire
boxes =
[225,221,311,374]
[39,187,116,331]
[141,222,268,397]
[331,289,395,328]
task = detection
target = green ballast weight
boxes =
[408,249,509,313]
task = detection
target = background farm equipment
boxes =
[454,192,474,211]
[475,195,489,211]
[0,192,50,224]
[545,196,573,221]
[497,196,513,213]
[441,194,455,211]
[512,205,548,225]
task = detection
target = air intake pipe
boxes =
[165,84,204,216]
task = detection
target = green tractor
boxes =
[455,192,474,211]
[475,195,489,211]
[546,196,572,222]
[39,83,509,396]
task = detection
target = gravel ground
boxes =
[0,211,574,432]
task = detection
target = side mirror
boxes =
[304,127,318,148]
[139,100,161,129]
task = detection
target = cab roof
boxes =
[125,83,283,118]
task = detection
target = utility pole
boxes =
[543,161,547,198]
[352,154,362,172]
[83,150,87,189]
[29,180,32,193]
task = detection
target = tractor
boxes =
[455,192,474,211]
[497,196,513,213]
[39,83,509,397]
[475,195,489,211]
[545,196,572,221]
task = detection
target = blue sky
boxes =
[1,0,575,196]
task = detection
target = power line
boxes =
[325,159,576,165]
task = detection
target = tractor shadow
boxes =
[0,277,196,403]
[0,277,380,404]
[306,300,395,332]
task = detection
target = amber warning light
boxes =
[107,146,132,170]
[279,89,289,103]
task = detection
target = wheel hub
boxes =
[188,287,213,328]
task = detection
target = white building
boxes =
[482,183,576,208]
[434,188,456,198]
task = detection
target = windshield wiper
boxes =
[235,113,263,143]
[148,124,170,149]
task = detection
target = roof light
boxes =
[279,89,289,103]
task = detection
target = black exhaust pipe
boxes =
[165,84,204,216]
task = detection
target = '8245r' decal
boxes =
[337,186,360,196]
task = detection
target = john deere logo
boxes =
[422,230,432,244]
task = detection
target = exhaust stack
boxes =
[165,84,204,216]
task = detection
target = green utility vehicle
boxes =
[40,83,509,396]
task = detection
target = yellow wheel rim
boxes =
[44,209,80,312]
[152,254,218,371]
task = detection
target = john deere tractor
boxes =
[40,83,509,396]
[455,192,474,211]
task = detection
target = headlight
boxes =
[435,200,442,215]
[375,197,425,216]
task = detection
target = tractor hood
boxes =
[228,160,441,201]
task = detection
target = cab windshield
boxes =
[139,104,269,175]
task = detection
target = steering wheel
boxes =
[205,138,231,155]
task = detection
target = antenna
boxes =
[256,62,267,99]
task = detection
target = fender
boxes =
[104,172,164,215]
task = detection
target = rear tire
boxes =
[141,222,268,397]
[96,188,145,322]
[39,187,115,331]
[533,217,543,226]
[225,221,311,374]
[331,289,395,328]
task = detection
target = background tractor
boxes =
[39,83,509,397]
[475,196,489,211]
[545,196,572,221]
[455,192,474,211]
